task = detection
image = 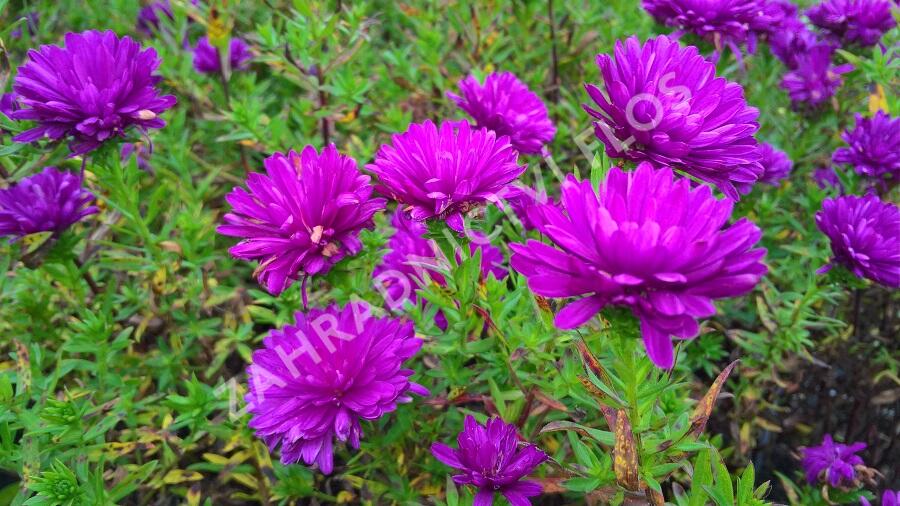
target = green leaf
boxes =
[688,450,712,506]
[445,474,458,506]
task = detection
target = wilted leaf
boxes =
[689,360,739,439]
[613,409,640,492]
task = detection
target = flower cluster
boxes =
[11,30,177,155]
[431,416,548,506]
[815,194,900,288]
[641,0,765,58]
[0,167,98,240]
[510,163,767,368]
[807,0,896,47]
[218,145,385,296]
[584,35,763,200]
[246,303,427,473]
[448,72,556,155]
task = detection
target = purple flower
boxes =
[217,145,386,296]
[367,120,526,232]
[136,1,174,36]
[642,0,765,57]
[120,142,152,172]
[815,194,900,287]
[758,143,793,185]
[807,0,896,47]
[832,111,900,181]
[768,15,821,69]
[11,30,177,156]
[862,491,900,506]
[584,36,763,200]
[510,163,767,368]
[373,211,507,309]
[801,434,866,487]
[780,44,853,106]
[11,12,39,39]
[753,0,798,32]
[431,416,548,506]
[447,72,556,155]
[0,167,98,240]
[0,93,19,121]
[247,303,427,473]
[813,166,844,192]
[192,37,252,74]
[500,185,554,231]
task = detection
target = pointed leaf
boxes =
[689,360,738,439]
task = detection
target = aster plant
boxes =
[584,35,763,200]
[510,163,767,368]
[246,303,427,473]
[431,416,548,506]
[193,37,252,75]
[0,167,98,240]
[815,194,900,288]
[367,120,525,232]
[217,144,386,298]
[861,490,900,506]
[758,142,793,185]
[766,13,821,69]
[136,0,173,36]
[780,44,853,106]
[801,434,867,487]
[11,30,177,155]
[372,211,506,310]
[832,111,900,182]
[447,71,556,155]
[641,0,765,58]
[807,0,896,47]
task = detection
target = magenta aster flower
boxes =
[780,44,853,106]
[373,211,506,308]
[218,145,386,296]
[758,142,793,185]
[767,15,821,69]
[367,120,526,232]
[801,434,866,487]
[807,0,896,47]
[120,142,152,172]
[431,416,548,506]
[192,37,252,74]
[832,111,900,181]
[11,12,39,39]
[11,30,177,156]
[0,167,98,240]
[500,185,554,231]
[247,303,427,473]
[0,93,18,121]
[861,490,900,506]
[447,72,556,155]
[584,36,763,200]
[642,0,765,57]
[510,163,767,368]
[136,1,173,36]
[815,194,900,287]
[813,166,844,192]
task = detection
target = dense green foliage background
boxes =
[0,0,897,505]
